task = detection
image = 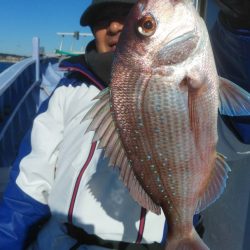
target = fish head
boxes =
[114,0,205,70]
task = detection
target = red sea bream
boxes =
[84,0,250,249]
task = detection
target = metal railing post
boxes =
[32,37,40,82]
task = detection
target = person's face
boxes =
[92,5,132,53]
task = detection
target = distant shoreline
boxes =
[0,53,27,63]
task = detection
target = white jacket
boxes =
[16,80,166,248]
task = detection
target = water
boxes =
[0,62,14,73]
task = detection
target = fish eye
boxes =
[137,14,157,37]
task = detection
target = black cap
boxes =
[80,0,137,27]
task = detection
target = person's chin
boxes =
[109,45,117,52]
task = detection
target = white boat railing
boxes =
[0,37,63,168]
[0,58,39,167]
[0,37,41,97]
[0,57,36,96]
[33,37,41,83]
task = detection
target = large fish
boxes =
[84,0,250,249]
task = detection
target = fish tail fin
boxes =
[165,228,209,250]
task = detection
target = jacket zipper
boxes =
[68,142,97,223]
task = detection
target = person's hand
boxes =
[216,0,250,29]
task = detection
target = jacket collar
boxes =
[59,40,114,89]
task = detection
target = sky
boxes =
[0,0,220,57]
[0,0,93,56]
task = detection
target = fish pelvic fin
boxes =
[195,153,231,214]
[165,227,209,250]
[83,88,161,214]
[219,77,250,116]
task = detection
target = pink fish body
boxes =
[84,0,250,249]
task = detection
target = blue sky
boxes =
[0,0,93,56]
[0,0,220,57]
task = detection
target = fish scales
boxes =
[82,0,250,249]
[109,1,217,247]
[145,75,214,221]
[111,68,161,196]
[112,66,211,226]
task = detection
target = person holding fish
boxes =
[0,0,250,250]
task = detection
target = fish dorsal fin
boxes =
[195,153,231,214]
[83,88,161,214]
[219,77,250,116]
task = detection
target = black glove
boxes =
[216,0,250,29]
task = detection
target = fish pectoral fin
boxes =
[219,77,250,116]
[195,153,231,214]
[82,87,161,214]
